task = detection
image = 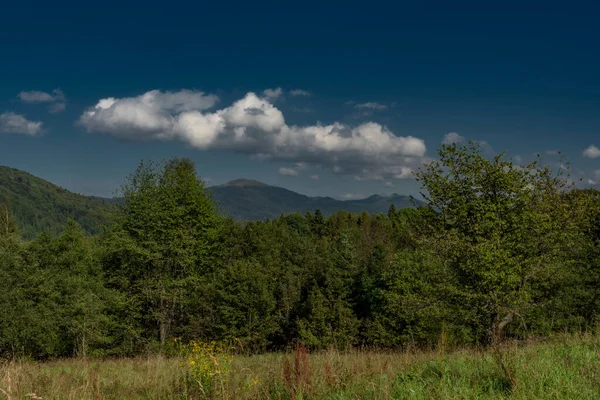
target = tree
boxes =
[102,158,223,347]
[0,202,17,237]
[387,203,397,219]
[414,142,588,346]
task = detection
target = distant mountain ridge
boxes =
[0,167,419,237]
[208,179,418,221]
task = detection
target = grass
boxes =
[2,333,600,399]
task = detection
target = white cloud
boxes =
[49,102,66,113]
[354,102,388,111]
[0,112,43,136]
[18,88,66,113]
[442,132,465,145]
[290,89,311,97]
[583,145,600,158]
[278,162,307,177]
[384,181,393,188]
[342,193,366,200]
[79,89,427,181]
[279,167,300,176]
[263,87,283,101]
[19,91,55,103]
[588,178,598,185]
[310,174,320,180]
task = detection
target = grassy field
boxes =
[2,334,600,399]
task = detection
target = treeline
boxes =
[2,144,600,360]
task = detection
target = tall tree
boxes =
[102,158,223,347]
[415,142,589,345]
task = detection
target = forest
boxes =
[1,142,600,361]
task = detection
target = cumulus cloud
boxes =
[442,132,465,145]
[18,88,66,113]
[0,112,43,136]
[290,89,311,97]
[263,87,283,101]
[310,174,320,180]
[384,181,393,188]
[583,145,600,158]
[79,89,427,181]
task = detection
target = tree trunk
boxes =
[491,312,514,347]
[160,320,168,347]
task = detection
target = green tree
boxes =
[102,158,223,347]
[414,143,588,345]
[0,221,113,359]
[0,202,17,237]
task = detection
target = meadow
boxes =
[2,333,600,399]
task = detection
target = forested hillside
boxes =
[0,167,418,238]
[0,166,113,238]
[1,144,600,361]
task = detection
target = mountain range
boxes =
[209,179,417,220]
[0,166,418,237]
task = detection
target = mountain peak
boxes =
[221,179,269,188]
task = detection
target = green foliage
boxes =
[0,220,114,359]
[414,142,591,345]
[0,166,113,239]
[3,151,600,360]
[100,158,223,349]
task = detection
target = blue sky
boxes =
[2,1,600,198]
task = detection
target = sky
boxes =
[2,1,600,199]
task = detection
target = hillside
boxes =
[208,178,417,220]
[0,166,113,238]
[0,168,418,237]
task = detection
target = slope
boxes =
[0,166,113,238]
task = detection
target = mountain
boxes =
[0,166,113,238]
[0,168,418,238]
[208,179,417,220]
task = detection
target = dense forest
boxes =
[2,143,600,360]
[0,166,113,239]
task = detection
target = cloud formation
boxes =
[442,132,465,145]
[263,87,283,101]
[279,167,299,176]
[278,162,307,176]
[19,89,66,113]
[342,193,366,200]
[290,89,311,97]
[0,112,43,136]
[354,102,388,111]
[79,89,427,180]
[583,145,600,158]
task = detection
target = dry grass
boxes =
[2,334,600,399]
